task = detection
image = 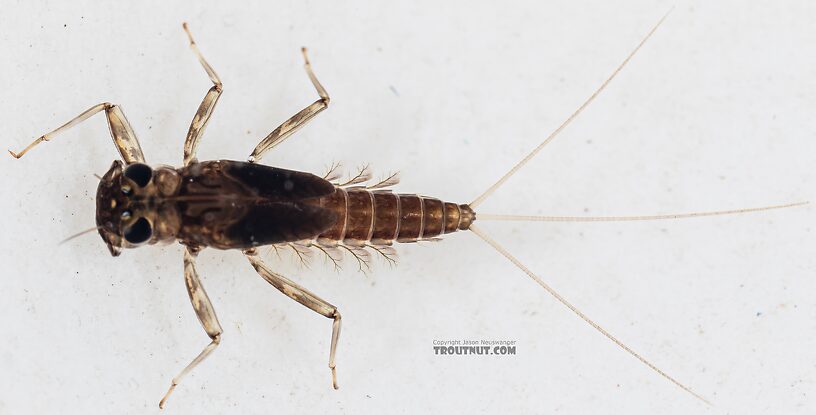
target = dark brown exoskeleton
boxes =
[10,18,805,408]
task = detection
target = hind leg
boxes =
[245,252,342,389]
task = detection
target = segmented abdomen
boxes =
[311,188,474,246]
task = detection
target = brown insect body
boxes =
[311,188,474,246]
[12,19,802,409]
[96,158,474,256]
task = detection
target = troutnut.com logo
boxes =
[432,339,517,356]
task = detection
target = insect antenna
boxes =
[470,9,671,209]
[469,224,712,405]
[59,226,103,245]
[477,201,809,223]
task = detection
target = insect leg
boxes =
[8,102,145,163]
[159,247,223,409]
[248,47,330,163]
[245,253,342,389]
[181,23,223,166]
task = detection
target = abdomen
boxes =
[311,188,474,247]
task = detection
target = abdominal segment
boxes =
[310,187,473,248]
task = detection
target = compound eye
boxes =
[124,217,152,244]
[123,163,153,187]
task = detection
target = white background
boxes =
[1,1,814,414]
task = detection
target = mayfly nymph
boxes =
[10,15,805,408]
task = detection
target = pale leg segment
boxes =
[159,247,224,409]
[246,253,342,389]
[181,23,224,166]
[9,102,145,163]
[248,47,330,163]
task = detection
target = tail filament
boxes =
[462,8,806,406]
[470,224,712,405]
[469,9,673,209]
[477,202,808,223]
